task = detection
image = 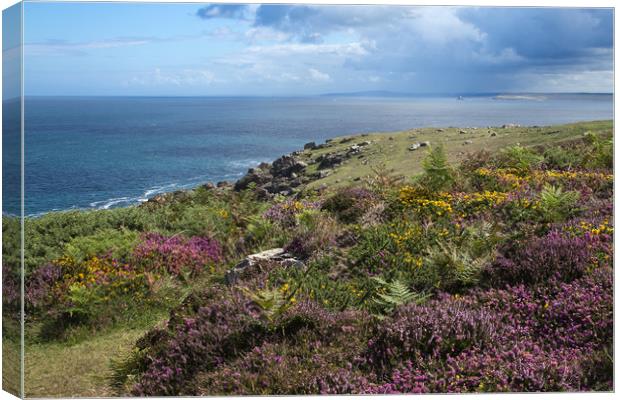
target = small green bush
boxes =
[497,145,543,172]
[538,184,580,223]
[63,228,139,262]
[419,145,455,193]
[543,146,581,170]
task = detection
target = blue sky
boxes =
[21,3,614,96]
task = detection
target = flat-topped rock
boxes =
[225,248,304,285]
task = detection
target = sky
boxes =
[18,3,614,96]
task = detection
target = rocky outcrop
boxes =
[317,153,345,170]
[234,138,373,197]
[271,155,308,178]
[234,164,273,191]
[225,248,304,285]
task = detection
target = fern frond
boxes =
[370,277,427,316]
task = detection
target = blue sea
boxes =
[2,94,613,216]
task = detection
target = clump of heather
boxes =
[132,232,222,276]
[197,301,373,395]
[363,267,612,393]
[263,199,322,227]
[2,264,20,312]
[442,270,612,392]
[25,263,62,312]
[199,341,373,395]
[283,236,313,260]
[130,286,268,396]
[365,299,498,373]
[283,212,340,260]
[486,229,609,286]
[362,360,430,394]
[322,187,379,223]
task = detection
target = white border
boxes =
[0,1,616,400]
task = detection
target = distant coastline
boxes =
[12,118,613,219]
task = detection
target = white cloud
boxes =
[308,68,331,82]
[405,7,486,45]
[25,38,150,56]
[246,42,369,57]
[126,68,220,87]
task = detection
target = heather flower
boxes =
[131,286,268,396]
[132,232,222,276]
[263,200,322,227]
[2,264,20,311]
[365,299,498,373]
[486,229,608,286]
[25,263,62,311]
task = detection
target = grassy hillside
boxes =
[2,120,613,397]
[299,120,612,189]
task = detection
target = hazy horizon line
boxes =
[5,91,614,101]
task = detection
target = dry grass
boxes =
[24,326,149,398]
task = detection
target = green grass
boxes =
[25,310,168,398]
[2,338,21,397]
[298,120,612,190]
[25,328,146,397]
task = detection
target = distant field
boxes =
[299,120,612,190]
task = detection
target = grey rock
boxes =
[409,143,421,151]
[459,130,468,134]
[315,170,331,179]
[271,155,308,178]
[234,169,272,191]
[225,248,304,285]
[304,141,317,150]
[463,140,473,145]
[420,141,430,147]
[318,153,345,169]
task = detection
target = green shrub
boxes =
[582,132,613,169]
[538,184,580,223]
[368,277,428,316]
[497,145,543,172]
[321,187,378,224]
[543,146,581,170]
[420,240,492,291]
[63,228,139,262]
[419,145,454,193]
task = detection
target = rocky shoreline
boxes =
[143,135,377,206]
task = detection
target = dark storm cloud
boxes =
[253,5,407,43]
[195,5,613,92]
[458,8,613,65]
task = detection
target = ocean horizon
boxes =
[4,93,613,216]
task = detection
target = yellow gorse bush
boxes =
[53,255,150,301]
[399,186,453,216]
[565,219,614,237]
[476,167,613,189]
